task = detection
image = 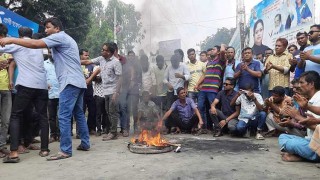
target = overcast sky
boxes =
[101,0,262,53]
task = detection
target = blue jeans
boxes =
[188,92,199,104]
[229,111,266,136]
[279,134,320,162]
[59,85,90,155]
[198,91,217,128]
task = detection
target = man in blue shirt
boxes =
[44,49,60,143]
[160,87,203,134]
[234,47,262,93]
[0,17,90,160]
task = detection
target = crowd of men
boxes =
[0,17,319,163]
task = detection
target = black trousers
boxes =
[166,91,178,110]
[83,95,96,131]
[94,95,108,132]
[48,98,59,137]
[10,85,49,151]
[165,112,198,131]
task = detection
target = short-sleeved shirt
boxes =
[223,61,235,83]
[170,97,197,123]
[304,44,320,74]
[306,90,320,139]
[235,60,261,93]
[187,60,206,92]
[142,66,156,93]
[91,55,122,96]
[201,55,226,93]
[138,101,159,121]
[93,66,104,98]
[82,64,95,97]
[42,31,86,92]
[0,39,47,90]
[0,53,10,90]
[215,90,237,116]
[44,59,59,99]
[265,52,292,90]
[163,64,190,95]
[236,93,264,123]
[153,65,167,96]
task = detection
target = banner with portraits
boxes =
[249,0,314,55]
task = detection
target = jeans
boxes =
[83,94,96,132]
[197,91,217,128]
[9,85,49,151]
[95,95,108,132]
[119,90,139,131]
[228,111,266,136]
[0,90,12,147]
[59,85,90,155]
[279,134,320,162]
[48,98,59,138]
[188,92,199,104]
[105,94,119,134]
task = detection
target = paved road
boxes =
[1,133,319,180]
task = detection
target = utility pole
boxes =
[236,0,245,50]
[114,7,117,44]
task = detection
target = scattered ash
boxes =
[177,139,268,154]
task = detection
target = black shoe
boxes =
[213,129,222,137]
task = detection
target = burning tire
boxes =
[127,143,174,154]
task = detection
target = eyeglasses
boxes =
[223,83,232,86]
[308,31,320,35]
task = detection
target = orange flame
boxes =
[131,130,169,147]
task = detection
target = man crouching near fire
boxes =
[160,87,203,134]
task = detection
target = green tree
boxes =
[80,0,113,57]
[105,0,144,53]
[200,27,236,51]
[1,0,91,43]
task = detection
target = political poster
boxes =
[249,0,314,55]
[0,6,39,37]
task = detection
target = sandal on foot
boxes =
[39,150,50,157]
[27,144,41,150]
[0,152,6,158]
[46,152,71,161]
[76,144,90,151]
[17,146,30,154]
[3,156,20,163]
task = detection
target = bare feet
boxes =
[281,152,303,162]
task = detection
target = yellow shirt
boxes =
[265,52,292,90]
[187,60,206,92]
[0,53,11,90]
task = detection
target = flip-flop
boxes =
[46,152,71,161]
[3,156,20,163]
[0,152,6,158]
[27,144,41,150]
[17,148,30,154]
[39,150,50,157]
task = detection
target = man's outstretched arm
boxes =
[0,37,47,49]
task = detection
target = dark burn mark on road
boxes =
[179,139,267,154]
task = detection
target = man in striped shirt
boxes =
[194,45,226,134]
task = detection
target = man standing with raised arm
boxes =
[0,17,90,161]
